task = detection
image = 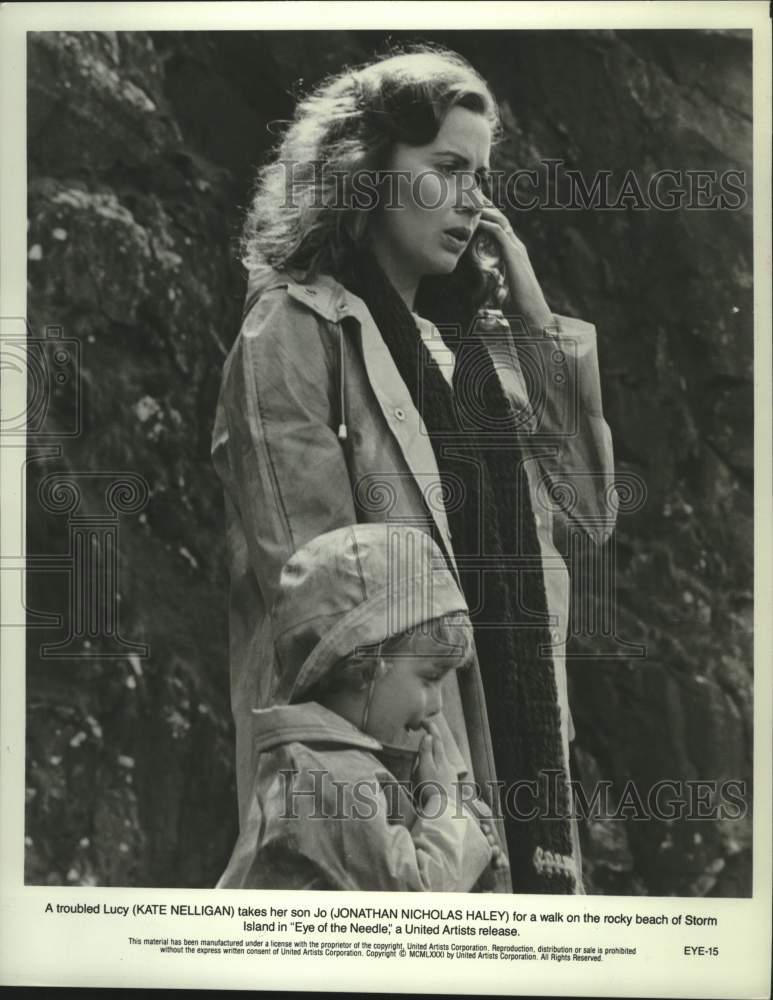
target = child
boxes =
[217,523,507,892]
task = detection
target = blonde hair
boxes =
[306,611,474,701]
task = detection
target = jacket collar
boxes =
[252,701,384,755]
[243,268,351,324]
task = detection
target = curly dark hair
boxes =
[240,45,507,319]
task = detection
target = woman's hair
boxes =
[240,45,506,319]
[306,611,474,702]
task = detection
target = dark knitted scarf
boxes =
[338,249,576,893]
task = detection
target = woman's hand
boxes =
[476,198,554,335]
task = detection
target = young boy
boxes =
[217,523,507,892]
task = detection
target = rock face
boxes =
[25,29,753,893]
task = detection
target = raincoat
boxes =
[217,523,498,892]
[211,267,617,890]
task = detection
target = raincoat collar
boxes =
[252,701,384,756]
[243,268,352,324]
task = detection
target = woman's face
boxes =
[368,105,492,299]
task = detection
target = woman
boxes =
[212,46,617,893]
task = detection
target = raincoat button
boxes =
[394,408,406,421]
[550,629,560,642]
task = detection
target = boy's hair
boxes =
[305,611,474,702]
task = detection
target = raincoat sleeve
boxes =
[215,289,357,598]
[493,313,618,544]
[239,749,494,893]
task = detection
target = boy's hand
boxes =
[415,719,457,805]
[480,821,509,871]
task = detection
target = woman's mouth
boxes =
[441,226,471,253]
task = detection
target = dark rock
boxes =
[25,29,753,894]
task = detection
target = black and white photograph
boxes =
[1,1,771,995]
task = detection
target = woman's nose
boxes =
[456,174,485,215]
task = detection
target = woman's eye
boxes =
[439,167,488,194]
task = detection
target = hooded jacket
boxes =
[217,523,497,892]
[211,267,617,891]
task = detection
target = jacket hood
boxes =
[271,523,470,705]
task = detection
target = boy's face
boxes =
[363,630,459,745]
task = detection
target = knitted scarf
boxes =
[338,249,577,893]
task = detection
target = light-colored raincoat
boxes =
[212,268,617,890]
[217,523,498,892]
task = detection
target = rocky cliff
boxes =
[25,29,753,893]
